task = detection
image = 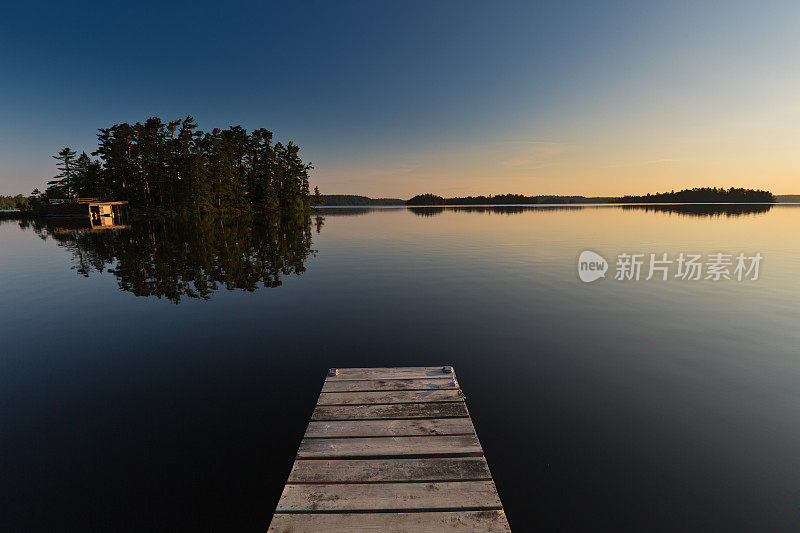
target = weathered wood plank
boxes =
[312,402,468,420]
[328,367,453,380]
[268,510,511,532]
[318,389,462,405]
[322,377,457,392]
[288,457,491,483]
[269,367,510,531]
[298,435,482,458]
[275,481,502,512]
[304,418,476,438]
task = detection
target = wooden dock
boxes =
[268,366,511,532]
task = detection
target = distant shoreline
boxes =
[316,191,798,207]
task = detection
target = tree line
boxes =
[314,194,404,206]
[615,187,775,203]
[405,193,603,205]
[406,187,775,206]
[0,195,29,210]
[33,116,315,213]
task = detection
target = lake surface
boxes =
[1,204,799,531]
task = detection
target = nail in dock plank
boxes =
[268,366,511,532]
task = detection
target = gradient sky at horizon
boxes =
[1,1,799,197]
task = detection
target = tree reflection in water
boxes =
[20,214,318,303]
[619,203,774,217]
[15,203,774,303]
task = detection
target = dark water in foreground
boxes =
[1,204,799,531]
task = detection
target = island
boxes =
[25,116,314,215]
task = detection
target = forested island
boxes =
[28,116,314,214]
[615,187,775,203]
[405,187,776,206]
[407,193,613,205]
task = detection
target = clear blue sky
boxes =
[2,1,798,197]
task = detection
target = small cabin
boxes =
[41,198,129,223]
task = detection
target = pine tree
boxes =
[47,147,78,198]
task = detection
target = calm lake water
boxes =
[2,204,799,531]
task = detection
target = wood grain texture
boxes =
[318,389,462,405]
[322,377,457,392]
[297,435,482,458]
[312,402,468,420]
[287,457,492,483]
[268,510,511,532]
[275,481,502,512]
[304,418,476,438]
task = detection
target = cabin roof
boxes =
[47,199,128,206]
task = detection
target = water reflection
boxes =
[409,206,444,217]
[3,201,799,532]
[20,214,316,303]
[620,203,774,217]
[10,203,776,303]
[313,207,378,216]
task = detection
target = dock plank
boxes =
[312,402,468,420]
[318,389,462,405]
[268,510,512,532]
[304,418,476,438]
[322,377,456,392]
[298,435,482,458]
[328,367,453,380]
[275,481,502,512]
[288,458,492,483]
